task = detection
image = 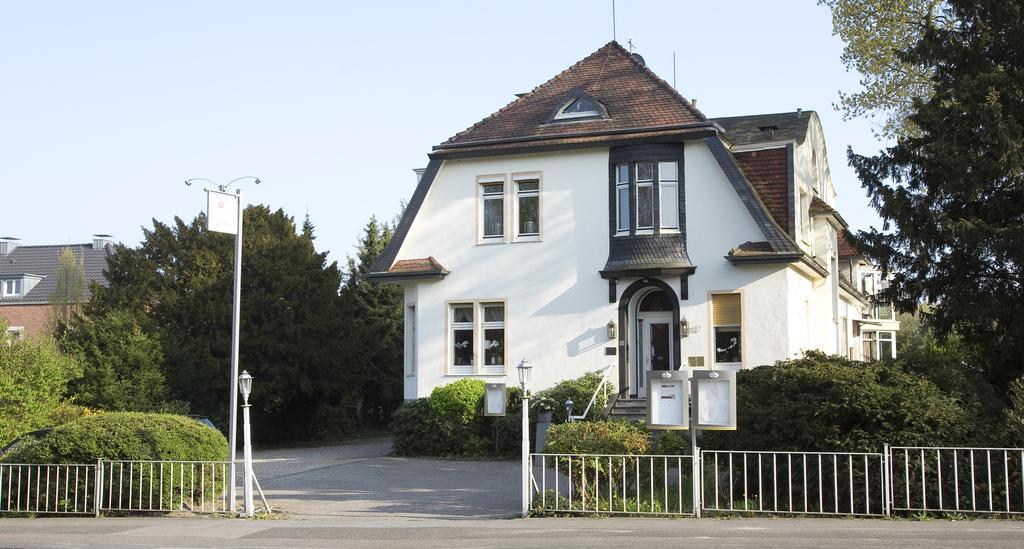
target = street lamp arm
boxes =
[185,176,262,192]
[184,177,217,188]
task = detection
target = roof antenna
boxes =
[612,0,616,41]
[627,39,635,53]
[673,51,677,89]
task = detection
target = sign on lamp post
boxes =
[188,176,259,514]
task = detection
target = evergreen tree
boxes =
[90,206,356,441]
[850,0,1024,387]
[339,216,404,426]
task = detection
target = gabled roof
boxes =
[0,243,113,303]
[713,111,814,146]
[433,42,714,156]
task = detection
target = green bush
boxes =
[700,351,970,452]
[429,378,485,424]
[390,398,462,456]
[2,412,227,463]
[546,420,649,456]
[392,382,525,457]
[0,322,82,444]
[535,372,615,423]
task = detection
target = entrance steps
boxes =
[605,395,647,422]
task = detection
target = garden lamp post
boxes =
[517,359,532,518]
[565,399,574,422]
[238,370,255,518]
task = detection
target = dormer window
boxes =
[2,278,22,297]
[552,93,606,121]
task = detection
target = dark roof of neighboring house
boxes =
[838,230,863,258]
[0,243,112,303]
[712,111,814,146]
[732,146,792,236]
[432,41,714,156]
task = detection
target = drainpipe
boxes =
[832,230,841,354]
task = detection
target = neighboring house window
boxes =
[878,331,895,360]
[863,331,878,361]
[659,161,679,230]
[480,179,505,241]
[515,178,540,239]
[712,293,742,367]
[635,161,655,231]
[615,164,630,234]
[2,279,22,297]
[449,301,508,375]
[450,304,475,375]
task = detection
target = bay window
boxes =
[616,164,630,233]
[635,161,655,231]
[613,160,680,235]
[659,161,679,230]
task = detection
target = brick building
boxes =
[0,236,114,339]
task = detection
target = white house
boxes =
[368,42,898,408]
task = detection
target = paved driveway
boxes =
[254,438,520,519]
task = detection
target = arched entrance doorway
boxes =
[617,280,681,398]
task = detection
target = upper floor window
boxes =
[615,160,680,235]
[515,177,541,240]
[1,279,22,297]
[479,177,505,242]
[554,96,603,120]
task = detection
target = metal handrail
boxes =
[570,364,614,422]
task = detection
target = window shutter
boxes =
[712,293,741,326]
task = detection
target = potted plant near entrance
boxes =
[533,396,556,451]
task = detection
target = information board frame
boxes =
[690,369,737,430]
[646,370,690,430]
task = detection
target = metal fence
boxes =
[0,463,96,514]
[529,453,697,516]
[888,446,1024,515]
[97,460,232,514]
[700,450,887,516]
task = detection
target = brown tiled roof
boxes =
[838,230,862,258]
[809,196,834,216]
[728,241,775,256]
[388,257,448,275]
[434,41,710,153]
[733,147,791,235]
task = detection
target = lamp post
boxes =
[565,399,574,422]
[517,359,533,518]
[237,370,255,518]
[186,175,259,513]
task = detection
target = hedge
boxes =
[2,412,227,463]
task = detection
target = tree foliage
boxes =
[849,0,1024,388]
[49,246,87,329]
[0,320,81,443]
[820,0,947,138]
[88,206,355,442]
[60,310,172,412]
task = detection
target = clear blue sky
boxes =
[0,1,886,267]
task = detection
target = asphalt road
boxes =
[253,438,521,519]
[1,516,1023,548]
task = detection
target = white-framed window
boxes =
[861,330,896,361]
[658,161,679,230]
[635,161,655,232]
[2,279,22,297]
[448,301,507,375]
[515,177,540,240]
[554,96,602,120]
[405,305,416,377]
[479,177,505,241]
[712,293,742,368]
[615,164,630,234]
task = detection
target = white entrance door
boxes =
[637,313,673,398]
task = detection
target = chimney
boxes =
[92,234,113,250]
[0,237,19,256]
[796,108,803,118]
[691,98,698,109]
